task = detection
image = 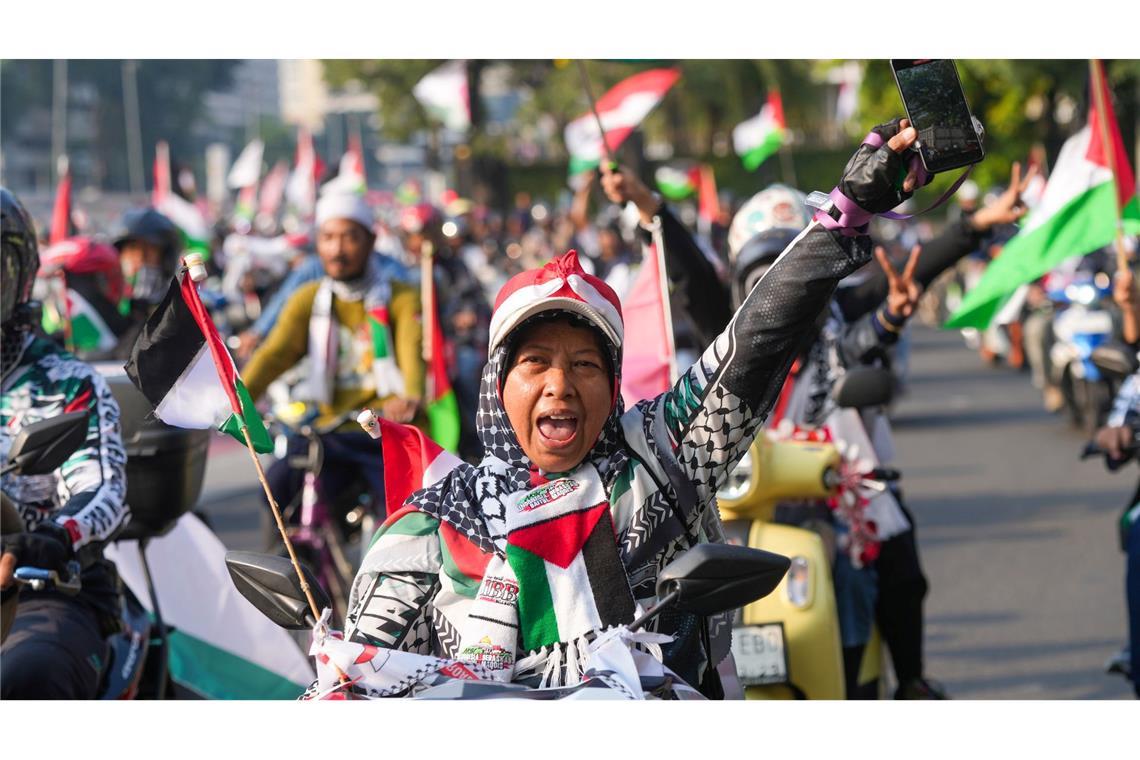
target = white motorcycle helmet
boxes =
[727,184,810,306]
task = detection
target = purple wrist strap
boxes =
[814,130,975,234]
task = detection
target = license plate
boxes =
[731,623,789,686]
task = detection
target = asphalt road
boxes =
[198,323,1135,699]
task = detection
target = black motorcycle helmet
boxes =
[1,187,42,379]
[113,207,182,304]
[113,207,182,261]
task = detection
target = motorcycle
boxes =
[1080,342,1140,690]
[718,366,899,699]
[3,410,178,698]
[225,542,791,700]
[1049,271,1116,434]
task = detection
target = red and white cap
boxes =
[489,250,624,356]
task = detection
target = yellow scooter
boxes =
[720,367,895,699]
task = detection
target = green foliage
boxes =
[858,59,1140,191]
[322,60,441,141]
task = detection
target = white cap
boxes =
[316,192,374,232]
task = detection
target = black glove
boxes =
[836,118,927,214]
[1,522,74,576]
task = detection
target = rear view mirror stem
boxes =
[628,587,682,632]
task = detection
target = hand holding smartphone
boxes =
[890,59,985,174]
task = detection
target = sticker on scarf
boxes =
[439,662,480,681]
[731,623,789,686]
[459,636,515,671]
[477,576,520,606]
[517,478,581,512]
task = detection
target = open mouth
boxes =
[536,413,579,447]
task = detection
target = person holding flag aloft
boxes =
[240,192,426,535]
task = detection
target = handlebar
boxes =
[13,561,82,595]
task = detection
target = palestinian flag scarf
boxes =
[308,266,402,405]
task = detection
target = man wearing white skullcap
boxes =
[242,192,426,531]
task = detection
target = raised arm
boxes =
[642,119,923,505]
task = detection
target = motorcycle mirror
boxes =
[225,551,331,630]
[1,411,89,477]
[654,544,790,618]
[1091,342,1139,382]
[831,367,894,409]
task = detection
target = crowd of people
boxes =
[3,107,1138,700]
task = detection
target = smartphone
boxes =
[890,59,985,174]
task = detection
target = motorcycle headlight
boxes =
[719,450,754,504]
[785,556,812,609]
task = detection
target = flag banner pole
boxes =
[1089,59,1129,272]
[650,223,679,383]
[575,60,615,164]
[421,241,435,366]
[238,423,322,623]
[178,256,322,622]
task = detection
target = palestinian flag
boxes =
[506,499,636,651]
[124,269,272,453]
[152,141,212,257]
[413,60,471,132]
[374,418,463,517]
[655,164,699,201]
[946,63,1140,329]
[423,274,461,453]
[564,68,680,176]
[61,288,119,354]
[733,91,786,172]
[158,193,212,259]
[366,306,407,399]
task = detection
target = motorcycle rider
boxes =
[333,118,924,698]
[112,207,184,356]
[241,192,426,529]
[37,236,133,360]
[0,187,130,699]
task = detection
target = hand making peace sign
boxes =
[875,243,923,320]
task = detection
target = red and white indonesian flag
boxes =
[124,270,273,453]
[564,68,680,175]
[413,60,471,132]
[375,418,463,518]
[946,62,1140,329]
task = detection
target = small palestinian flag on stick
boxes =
[125,266,273,453]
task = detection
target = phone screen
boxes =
[891,59,985,173]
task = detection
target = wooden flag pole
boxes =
[238,424,322,623]
[1088,59,1130,272]
[181,254,322,623]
